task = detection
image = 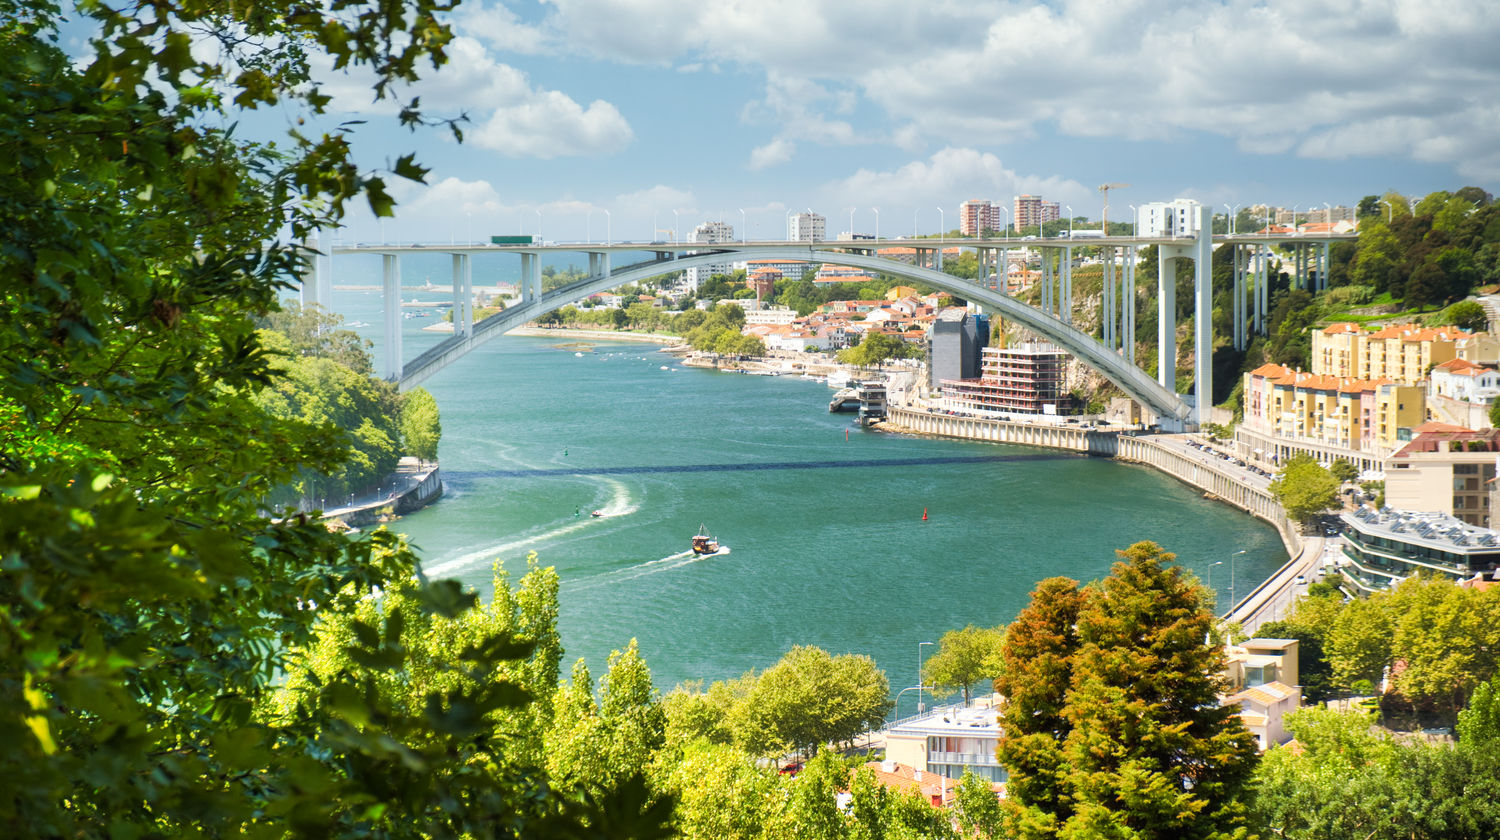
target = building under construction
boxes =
[938,341,1074,416]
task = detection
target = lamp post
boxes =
[1224,203,1240,235]
[672,209,679,244]
[1230,549,1247,610]
[586,209,593,244]
[1207,560,1224,599]
[849,206,856,238]
[917,641,934,714]
[786,208,796,241]
[1129,204,1137,238]
[739,208,746,243]
[1065,205,1073,238]
[936,206,945,238]
[466,210,472,245]
[999,206,1010,240]
[536,209,543,244]
[1381,198,1393,223]
[913,207,919,238]
[603,209,610,245]
[1290,204,1300,234]
[873,207,880,241]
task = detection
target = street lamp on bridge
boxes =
[1065,205,1073,238]
[1207,560,1224,602]
[936,206,944,238]
[672,209,679,244]
[1224,203,1240,235]
[1230,549,1247,610]
[739,208,746,243]
[1128,204,1138,238]
[603,209,610,246]
[917,641,934,714]
[872,207,879,241]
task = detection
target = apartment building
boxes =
[1310,322,1470,382]
[959,199,1002,236]
[1137,199,1202,238]
[685,220,735,291]
[1340,506,1500,593]
[1013,194,1060,230]
[788,212,825,242]
[1238,363,1423,470]
[1385,422,1500,527]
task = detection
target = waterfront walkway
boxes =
[320,456,443,526]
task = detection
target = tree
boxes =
[995,577,1085,838]
[1444,299,1488,331]
[1330,458,1359,484]
[734,646,891,758]
[1059,542,1259,839]
[399,387,442,463]
[923,624,1006,706]
[953,769,1005,839]
[1269,454,1341,524]
[998,547,1258,840]
[0,0,674,834]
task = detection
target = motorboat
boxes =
[691,524,721,555]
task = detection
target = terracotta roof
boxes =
[1250,363,1294,378]
[1232,681,1298,708]
[1322,322,1363,335]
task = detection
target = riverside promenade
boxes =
[320,456,444,528]
[882,406,1320,629]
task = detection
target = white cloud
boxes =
[749,139,796,170]
[471,92,633,158]
[822,148,1092,218]
[525,0,1500,181]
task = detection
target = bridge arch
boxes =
[398,246,1191,424]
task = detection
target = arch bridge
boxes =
[303,209,1353,431]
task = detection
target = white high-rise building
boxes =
[788,212,826,242]
[686,220,735,291]
[1138,199,1201,238]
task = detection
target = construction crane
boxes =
[1099,183,1131,234]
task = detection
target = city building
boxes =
[742,305,797,327]
[788,212,825,242]
[1305,205,1357,225]
[1012,195,1060,231]
[1385,422,1500,526]
[938,341,1073,416]
[1238,363,1423,471]
[1223,638,1302,750]
[1339,506,1500,593]
[743,258,814,282]
[884,700,1005,784]
[685,220,735,292]
[959,199,1002,236]
[1430,358,1500,404]
[1137,199,1201,238]
[746,267,780,300]
[1311,322,1471,383]
[927,309,987,389]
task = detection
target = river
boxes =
[327,284,1286,713]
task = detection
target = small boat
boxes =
[590,510,603,518]
[690,524,721,556]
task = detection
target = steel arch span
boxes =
[398,246,1192,424]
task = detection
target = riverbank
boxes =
[322,456,444,528]
[878,404,1313,624]
[508,326,685,345]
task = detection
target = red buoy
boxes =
[922,507,928,521]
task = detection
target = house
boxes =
[1385,423,1500,526]
[1223,638,1302,750]
[882,699,1006,784]
[854,761,963,808]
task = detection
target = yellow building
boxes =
[1312,322,1470,382]
[1240,362,1420,464]
[1375,383,1426,449]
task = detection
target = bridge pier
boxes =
[451,253,473,338]
[299,235,333,312]
[1124,246,1137,361]
[382,253,402,381]
[1157,247,1177,391]
[1193,206,1213,425]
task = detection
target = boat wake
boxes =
[567,543,734,592]
[416,477,637,580]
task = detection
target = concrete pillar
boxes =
[1322,241,1330,291]
[382,253,402,381]
[1000,248,1009,294]
[1043,252,1053,315]
[1062,247,1073,324]
[1193,206,1213,425]
[451,253,464,336]
[1158,250,1176,390]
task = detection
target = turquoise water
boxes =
[326,286,1286,713]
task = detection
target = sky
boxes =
[223,0,1500,243]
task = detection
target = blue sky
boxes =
[261,0,1498,242]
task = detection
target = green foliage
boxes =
[736,646,891,758]
[1269,454,1341,524]
[399,386,442,462]
[998,545,1258,840]
[1443,299,1488,331]
[953,770,1005,839]
[838,331,920,367]
[923,624,1006,705]
[1252,704,1500,839]
[1330,458,1359,484]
